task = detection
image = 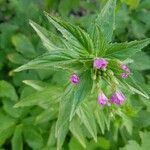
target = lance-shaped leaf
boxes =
[13,51,82,72]
[30,20,63,51]
[77,103,97,142]
[89,25,108,56]
[95,107,106,134]
[93,0,116,43]
[70,116,86,148]
[118,77,149,99]
[105,38,150,60]
[45,12,93,54]
[70,70,93,120]
[47,122,57,147]
[55,85,74,150]
[14,86,62,108]
[11,125,23,150]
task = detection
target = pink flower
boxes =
[120,64,130,78]
[121,64,130,72]
[93,58,108,69]
[110,91,125,105]
[121,73,129,78]
[97,92,108,106]
[70,74,80,85]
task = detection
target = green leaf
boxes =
[117,110,133,135]
[45,12,93,54]
[120,77,149,99]
[95,107,106,134]
[35,106,58,124]
[77,103,97,142]
[47,122,57,147]
[105,38,150,60]
[70,116,86,148]
[14,86,62,108]
[58,0,79,17]
[0,80,18,101]
[120,131,150,150]
[23,80,49,91]
[0,111,16,146]
[12,34,36,58]
[122,0,140,9]
[23,125,44,149]
[87,137,110,150]
[7,52,28,65]
[11,125,23,150]
[70,70,93,120]
[88,25,108,56]
[55,85,74,149]
[130,52,150,70]
[120,141,141,150]
[69,137,84,150]
[30,20,62,51]
[140,131,150,150]
[14,51,82,72]
[94,0,116,42]
[3,100,23,118]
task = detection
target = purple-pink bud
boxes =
[97,93,108,106]
[70,74,80,85]
[121,73,129,78]
[121,64,130,72]
[93,58,108,69]
[110,91,125,105]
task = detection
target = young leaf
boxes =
[94,0,116,42]
[89,25,108,56]
[105,38,150,60]
[45,12,93,54]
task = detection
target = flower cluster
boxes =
[121,64,130,78]
[98,91,125,106]
[70,58,130,106]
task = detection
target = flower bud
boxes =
[97,92,108,106]
[110,91,125,105]
[93,58,108,69]
[70,74,80,85]
[121,64,130,72]
[121,73,129,78]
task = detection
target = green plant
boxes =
[12,0,150,149]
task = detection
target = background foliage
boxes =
[0,0,150,150]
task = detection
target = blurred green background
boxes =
[0,0,150,150]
